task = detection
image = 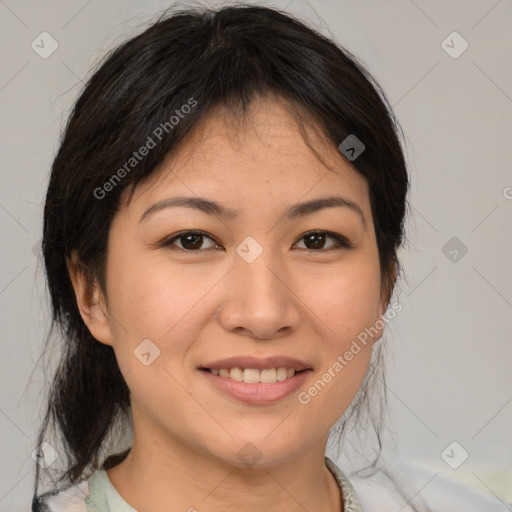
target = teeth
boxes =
[260,368,277,383]
[230,367,244,382]
[277,368,287,381]
[243,368,260,383]
[209,367,298,383]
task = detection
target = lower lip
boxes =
[200,369,312,404]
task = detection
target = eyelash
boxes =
[161,230,352,253]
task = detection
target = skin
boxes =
[67,94,394,512]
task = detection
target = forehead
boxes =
[122,95,371,217]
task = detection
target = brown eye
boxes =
[164,231,220,251]
[295,231,350,251]
[162,230,350,253]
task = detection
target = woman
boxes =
[31,3,495,511]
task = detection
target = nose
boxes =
[217,245,302,340]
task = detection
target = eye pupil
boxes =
[305,233,326,249]
[182,234,203,250]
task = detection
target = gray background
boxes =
[1,0,511,510]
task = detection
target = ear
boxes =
[66,249,113,346]
[373,260,398,344]
[379,259,398,316]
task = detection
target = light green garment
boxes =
[85,469,136,512]
[85,456,365,512]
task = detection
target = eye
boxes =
[294,230,351,251]
[163,230,221,251]
[161,229,351,252]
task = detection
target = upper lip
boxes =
[200,356,313,371]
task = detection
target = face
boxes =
[71,95,390,469]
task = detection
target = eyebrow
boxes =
[139,195,366,227]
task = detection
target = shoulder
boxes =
[348,463,507,512]
[327,458,413,511]
[36,478,89,512]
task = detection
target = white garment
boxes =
[349,470,508,511]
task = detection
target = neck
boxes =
[106,426,342,512]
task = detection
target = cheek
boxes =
[302,255,382,345]
[295,257,381,414]
[104,248,223,377]
[106,248,200,333]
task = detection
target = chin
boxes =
[204,436,303,470]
